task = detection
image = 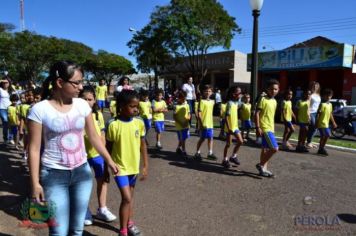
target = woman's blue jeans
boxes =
[307,112,317,143]
[40,162,93,236]
[0,109,9,142]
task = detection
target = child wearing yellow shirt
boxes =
[255,79,280,177]
[139,90,152,143]
[19,89,34,159]
[80,86,117,225]
[281,89,296,150]
[7,94,20,148]
[295,90,311,153]
[173,90,191,156]
[194,85,216,161]
[152,89,167,149]
[240,93,252,141]
[222,86,244,168]
[106,90,148,236]
[96,79,108,112]
[316,89,337,156]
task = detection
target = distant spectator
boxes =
[116,76,133,93]
[182,76,196,125]
[306,81,321,148]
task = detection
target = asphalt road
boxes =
[1,115,356,236]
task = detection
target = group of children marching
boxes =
[10,74,336,236]
[108,79,335,179]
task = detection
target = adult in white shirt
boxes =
[182,77,196,125]
[27,61,119,235]
[306,81,321,148]
[0,77,12,142]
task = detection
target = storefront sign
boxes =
[248,44,351,71]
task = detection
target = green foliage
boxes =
[128,0,240,85]
[0,25,134,84]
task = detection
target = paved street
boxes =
[1,119,356,235]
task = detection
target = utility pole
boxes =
[20,0,25,31]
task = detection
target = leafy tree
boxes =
[84,50,135,91]
[128,0,240,88]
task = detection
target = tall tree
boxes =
[128,0,240,88]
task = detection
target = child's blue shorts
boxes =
[154,121,165,133]
[87,156,105,178]
[200,128,214,139]
[318,128,331,137]
[177,128,190,141]
[242,120,252,129]
[114,175,137,188]
[97,100,106,109]
[262,132,278,149]
[143,118,152,131]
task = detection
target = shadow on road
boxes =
[337,213,356,224]
[148,147,262,179]
[0,143,30,221]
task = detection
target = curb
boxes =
[164,120,356,154]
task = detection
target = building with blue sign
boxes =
[248,36,356,104]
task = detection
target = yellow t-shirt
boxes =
[139,101,152,119]
[198,99,214,129]
[8,105,19,126]
[281,100,292,122]
[220,103,227,119]
[152,100,167,121]
[194,101,199,115]
[20,104,31,119]
[174,102,190,130]
[240,103,251,121]
[296,100,309,124]
[110,100,116,117]
[96,85,107,101]
[106,117,145,176]
[257,97,277,133]
[84,112,105,158]
[317,102,333,128]
[224,101,239,132]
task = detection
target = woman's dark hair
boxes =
[42,61,83,100]
[79,85,100,120]
[118,76,130,86]
[116,90,139,116]
[0,76,14,93]
[226,86,239,101]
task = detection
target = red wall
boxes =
[343,69,356,102]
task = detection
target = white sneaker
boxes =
[84,209,93,226]
[96,207,117,222]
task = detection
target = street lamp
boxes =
[249,0,264,105]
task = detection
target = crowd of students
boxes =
[0,60,337,236]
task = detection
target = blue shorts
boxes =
[318,128,331,137]
[97,100,106,109]
[177,128,190,141]
[10,125,18,136]
[87,156,105,178]
[200,128,214,139]
[285,121,293,128]
[242,120,252,129]
[298,123,308,128]
[114,175,137,188]
[143,118,152,131]
[262,132,278,149]
[154,121,165,133]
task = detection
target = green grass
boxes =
[273,131,356,149]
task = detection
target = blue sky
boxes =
[1,0,356,66]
